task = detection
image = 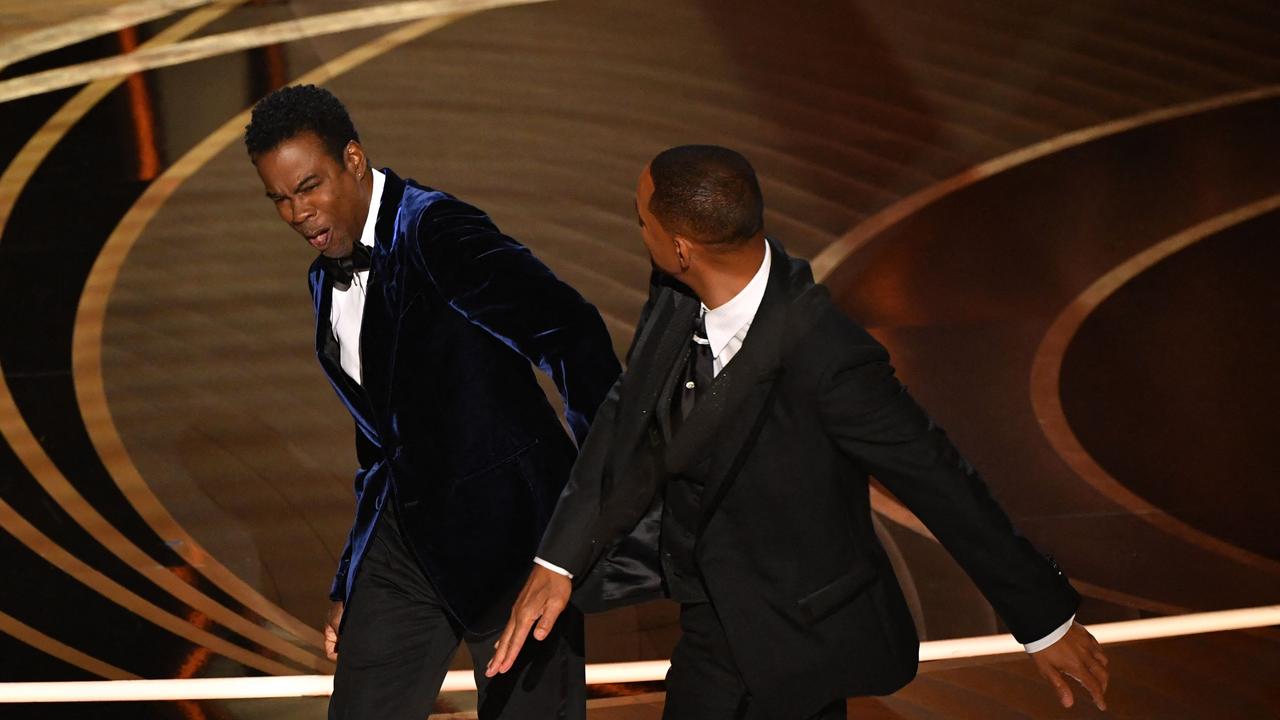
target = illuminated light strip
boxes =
[1029,194,1280,577]
[2,605,1276,702]
[0,0,553,103]
[0,0,214,71]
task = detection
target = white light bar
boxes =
[2,605,1275,703]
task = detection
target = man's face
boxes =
[255,131,367,259]
[635,165,683,276]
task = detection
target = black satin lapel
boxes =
[314,267,343,376]
[614,290,699,446]
[662,317,781,476]
[313,266,375,428]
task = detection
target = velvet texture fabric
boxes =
[537,240,1079,719]
[310,170,620,633]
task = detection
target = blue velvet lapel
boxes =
[354,170,407,422]
[308,169,409,444]
[311,262,378,443]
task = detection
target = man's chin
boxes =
[320,242,352,259]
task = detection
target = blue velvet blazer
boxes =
[308,169,620,632]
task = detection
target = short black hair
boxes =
[243,84,359,162]
[648,145,764,246]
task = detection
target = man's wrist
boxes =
[533,556,573,579]
[1024,615,1075,653]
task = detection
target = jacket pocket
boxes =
[795,564,879,625]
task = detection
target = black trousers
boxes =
[329,508,585,720]
[663,602,846,720]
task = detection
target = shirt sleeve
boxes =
[533,556,574,579]
[1024,614,1075,653]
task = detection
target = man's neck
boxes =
[687,236,767,309]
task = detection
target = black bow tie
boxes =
[324,242,372,290]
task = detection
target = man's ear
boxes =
[344,140,367,178]
[673,234,693,272]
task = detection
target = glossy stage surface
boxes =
[0,0,1277,717]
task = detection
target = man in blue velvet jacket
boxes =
[245,85,620,719]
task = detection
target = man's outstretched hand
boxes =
[1031,621,1110,711]
[485,564,572,677]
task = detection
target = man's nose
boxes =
[289,197,316,226]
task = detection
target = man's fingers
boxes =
[1040,665,1074,709]
[323,621,339,662]
[489,612,537,677]
[1066,663,1107,711]
[533,601,564,641]
[1084,658,1110,702]
[485,619,521,677]
[498,614,537,674]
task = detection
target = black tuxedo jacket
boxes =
[538,239,1078,718]
[310,169,620,632]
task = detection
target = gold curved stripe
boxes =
[0,0,338,674]
[1,0,540,677]
[0,0,214,71]
[0,0,553,104]
[0,496,297,675]
[1029,195,1280,577]
[0,0,331,677]
[810,85,1280,281]
[0,609,140,681]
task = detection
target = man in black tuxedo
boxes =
[488,145,1109,719]
[245,85,621,719]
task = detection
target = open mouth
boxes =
[305,228,332,251]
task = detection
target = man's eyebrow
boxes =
[293,174,320,193]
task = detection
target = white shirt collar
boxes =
[701,241,771,359]
[357,168,386,250]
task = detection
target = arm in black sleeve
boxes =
[818,328,1078,643]
[536,272,663,575]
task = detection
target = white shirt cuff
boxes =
[533,556,573,579]
[1024,615,1075,653]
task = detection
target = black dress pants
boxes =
[663,602,845,720]
[329,507,585,720]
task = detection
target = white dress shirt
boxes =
[329,169,385,384]
[536,241,1071,652]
